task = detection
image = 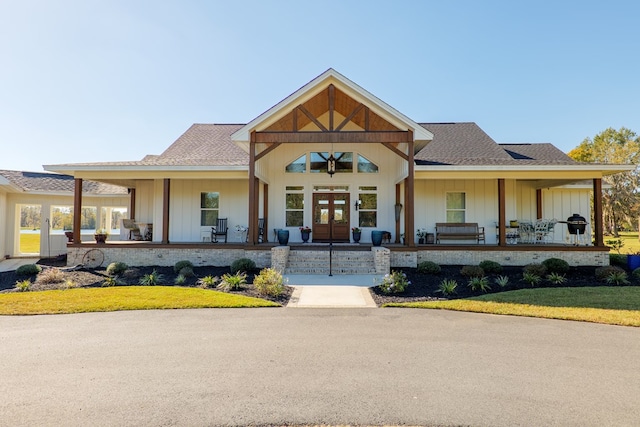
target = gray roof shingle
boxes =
[0,170,127,195]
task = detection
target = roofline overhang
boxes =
[415,163,634,180]
[45,164,249,174]
[415,164,634,173]
[230,68,433,146]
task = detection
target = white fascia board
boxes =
[45,165,249,173]
[231,68,433,143]
[414,164,635,174]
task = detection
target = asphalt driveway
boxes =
[1,308,639,426]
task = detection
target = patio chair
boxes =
[211,218,228,243]
[122,218,142,240]
[518,222,535,244]
[257,218,265,243]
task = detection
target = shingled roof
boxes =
[0,170,127,195]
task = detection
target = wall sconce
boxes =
[355,199,362,211]
[394,203,403,222]
[327,153,336,177]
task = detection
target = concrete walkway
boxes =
[284,274,380,308]
[0,257,39,272]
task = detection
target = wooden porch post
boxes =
[395,183,401,244]
[248,131,257,245]
[536,189,543,220]
[73,178,82,243]
[498,179,506,246]
[263,183,269,242]
[252,177,260,244]
[593,178,604,246]
[129,188,136,220]
[406,131,415,246]
[162,179,170,244]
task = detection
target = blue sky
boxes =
[1,0,639,172]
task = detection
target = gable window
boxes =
[357,155,378,173]
[201,192,219,226]
[358,186,377,227]
[285,186,304,227]
[446,192,466,222]
[310,152,353,173]
[285,154,306,173]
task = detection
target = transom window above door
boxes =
[285,152,378,174]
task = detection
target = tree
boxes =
[568,127,640,236]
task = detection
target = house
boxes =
[43,69,632,270]
[0,170,130,259]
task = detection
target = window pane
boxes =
[201,210,218,226]
[286,186,304,191]
[359,194,377,210]
[310,152,328,173]
[286,211,303,227]
[285,155,306,173]
[446,193,465,209]
[359,212,377,227]
[51,206,73,231]
[359,186,377,191]
[201,192,219,209]
[286,194,304,210]
[357,155,378,173]
[80,207,97,230]
[335,152,352,173]
[446,211,465,222]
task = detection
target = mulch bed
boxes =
[0,255,630,307]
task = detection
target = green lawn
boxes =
[385,287,640,327]
[19,233,40,254]
[0,286,280,315]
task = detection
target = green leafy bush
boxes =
[495,275,509,287]
[632,267,640,281]
[178,266,194,278]
[542,258,570,274]
[437,279,457,296]
[523,263,547,277]
[197,275,218,289]
[468,276,491,292]
[253,268,286,296]
[479,260,502,274]
[217,272,247,292]
[106,262,128,276]
[174,260,194,273]
[606,271,629,285]
[377,270,410,294]
[16,264,41,276]
[36,268,65,284]
[139,270,163,286]
[609,253,626,267]
[595,265,625,281]
[102,277,119,287]
[174,275,187,285]
[14,279,31,292]
[546,272,567,285]
[230,258,256,274]
[417,261,441,275]
[522,272,542,286]
[460,265,484,278]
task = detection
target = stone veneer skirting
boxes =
[67,245,609,269]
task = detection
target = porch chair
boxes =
[211,218,228,243]
[122,218,142,240]
[245,218,266,243]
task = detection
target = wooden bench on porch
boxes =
[435,223,485,244]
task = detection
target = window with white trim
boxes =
[200,192,219,226]
[446,192,466,222]
[358,186,377,227]
[285,186,304,227]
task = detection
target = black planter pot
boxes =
[352,231,361,243]
[301,230,311,243]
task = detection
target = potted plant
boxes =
[299,226,312,243]
[416,228,427,244]
[94,228,109,244]
[277,229,289,246]
[351,227,362,243]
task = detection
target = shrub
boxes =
[595,265,625,281]
[230,258,256,274]
[62,279,78,290]
[437,279,457,296]
[609,253,626,267]
[522,272,542,286]
[417,261,441,275]
[14,279,31,292]
[460,265,484,278]
[106,262,128,277]
[479,260,502,274]
[36,268,65,284]
[253,268,286,296]
[217,272,247,292]
[495,275,509,288]
[16,264,41,276]
[174,275,186,285]
[102,276,119,287]
[632,267,640,281]
[546,272,567,285]
[377,270,411,294]
[197,275,218,289]
[139,270,163,286]
[174,260,194,274]
[178,266,194,278]
[468,276,491,292]
[606,271,629,285]
[542,258,570,275]
[523,263,547,277]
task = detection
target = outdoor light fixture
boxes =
[355,199,362,211]
[327,153,336,177]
